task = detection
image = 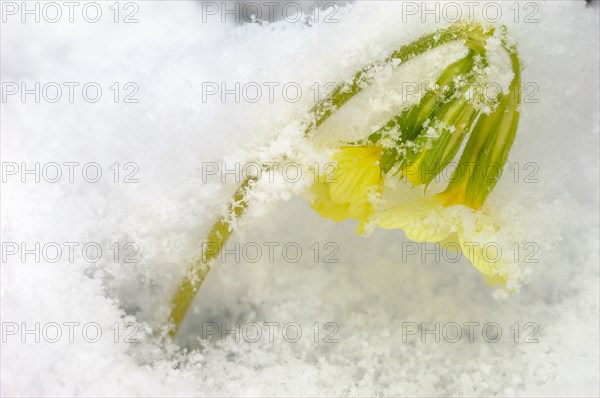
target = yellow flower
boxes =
[310,146,383,234]
[307,23,522,287]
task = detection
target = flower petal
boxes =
[309,181,350,222]
[328,146,383,205]
[376,196,509,285]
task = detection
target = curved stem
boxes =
[168,177,256,336]
[305,21,491,132]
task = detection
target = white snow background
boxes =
[1,0,599,396]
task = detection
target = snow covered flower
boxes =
[167,21,522,336]
[309,23,522,286]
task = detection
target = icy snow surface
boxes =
[1,1,599,396]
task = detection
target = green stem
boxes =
[168,177,256,336]
[304,21,492,132]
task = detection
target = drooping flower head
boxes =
[309,23,522,286]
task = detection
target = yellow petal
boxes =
[309,181,350,222]
[311,146,384,234]
[376,196,509,286]
[329,146,383,205]
[377,196,456,243]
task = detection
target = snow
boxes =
[1,0,599,396]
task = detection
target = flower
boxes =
[307,23,522,287]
